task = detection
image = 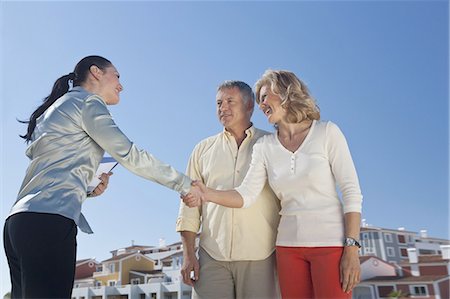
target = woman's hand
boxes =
[340,246,361,293]
[89,172,113,197]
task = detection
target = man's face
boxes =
[216,87,251,130]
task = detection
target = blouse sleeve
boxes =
[81,95,192,195]
[326,122,363,213]
[235,137,269,208]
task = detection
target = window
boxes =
[398,235,406,244]
[377,285,395,297]
[95,281,102,287]
[108,280,116,286]
[384,233,393,242]
[364,247,375,254]
[409,285,428,297]
[108,263,115,273]
[387,247,395,257]
[363,239,370,247]
[400,248,408,257]
[362,233,369,239]
[131,278,140,285]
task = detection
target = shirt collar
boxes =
[223,123,255,139]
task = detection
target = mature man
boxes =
[176,81,280,299]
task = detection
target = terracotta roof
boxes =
[130,269,163,275]
[102,252,136,262]
[360,227,417,234]
[399,255,450,265]
[123,245,152,250]
[420,237,450,243]
[418,255,450,263]
[363,275,449,283]
[359,256,372,263]
[76,258,92,265]
[161,250,183,261]
[359,255,400,269]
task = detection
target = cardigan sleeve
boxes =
[326,122,363,213]
[235,137,269,208]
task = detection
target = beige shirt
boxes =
[176,126,280,261]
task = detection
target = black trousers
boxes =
[3,212,77,299]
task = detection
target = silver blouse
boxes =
[9,87,192,233]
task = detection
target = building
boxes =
[72,227,449,299]
[72,241,193,299]
[353,244,450,298]
[74,259,101,289]
[360,225,450,264]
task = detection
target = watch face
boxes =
[345,238,361,248]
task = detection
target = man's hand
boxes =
[89,172,113,197]
[181,252,199,286]
[182,181,208,208]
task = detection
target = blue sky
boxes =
[0,0,448,295]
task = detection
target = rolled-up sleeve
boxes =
[326,122,363,214]
[235,138,268,208]
[176,144,203,233]
[81,95,192,195]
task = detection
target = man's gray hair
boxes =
[217,80,255,105]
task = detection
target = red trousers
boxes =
[276,246,351,299]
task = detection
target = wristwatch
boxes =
[344,237,361,248]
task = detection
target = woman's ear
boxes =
[89,65,103,80]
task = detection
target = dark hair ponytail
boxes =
[19,55,112,143]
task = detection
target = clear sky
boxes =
[0,0,448,296]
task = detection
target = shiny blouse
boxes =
[9,87,192,233]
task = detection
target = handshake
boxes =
[182,181,209,208]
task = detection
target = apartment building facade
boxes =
[72,242,192,299]
[72,227,449,299]
[360,226,449,264]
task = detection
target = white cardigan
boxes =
[236,120,363,247]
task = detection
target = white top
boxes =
[236,120,363,247]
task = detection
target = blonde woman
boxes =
[185,70,363,298]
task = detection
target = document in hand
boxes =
[87,156,118,193]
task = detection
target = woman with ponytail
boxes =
[4,55,197,298]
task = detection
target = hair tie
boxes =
[68,72,77,80]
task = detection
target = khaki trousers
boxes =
[193,247,280,299]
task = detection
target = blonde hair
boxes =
[254,69,320,123]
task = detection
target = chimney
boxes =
[407,248,420,276]
[407,248,418,263]
[419,230,428,238]
[398,227,405,231]
[361,219,367,227]
[159,237,166,247]
[441,245,450,259]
